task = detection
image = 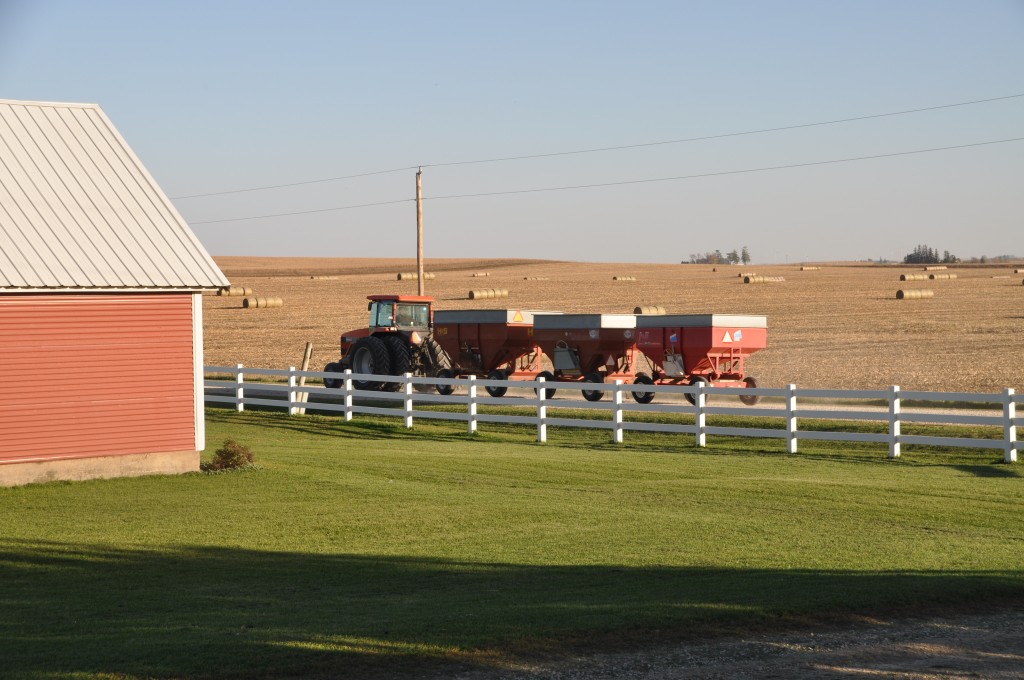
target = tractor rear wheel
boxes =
[581,372,605,402]
[485,369,508,398]
[739,376,760,406]
[684,375,708,406]
[381,335,413,391]
[323,362,342,389]
[350,337,391,390]
[631,373,655,404]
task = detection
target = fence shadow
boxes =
[1,539,1021,679]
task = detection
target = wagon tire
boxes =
[534,371,557,399]
[739,376,760,406]
[684,375,708,406]
[581,372,605,402]
[323,362,342,389]
[349,336,391,391]
[435,368,456,395]
[631,373,655,404]
[485,369,508,398]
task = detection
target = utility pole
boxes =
[415,167,424,295]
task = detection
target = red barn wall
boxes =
[0,293,197,467]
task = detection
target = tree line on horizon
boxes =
[684,246,750,265]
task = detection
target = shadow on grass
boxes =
[1,539,1021,679]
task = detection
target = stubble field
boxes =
[204,256,1024,393]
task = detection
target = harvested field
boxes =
[204,258,1024,393]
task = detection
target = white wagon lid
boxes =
[635,314,767,328]
[434,309,562,324]
[534,313,637,330]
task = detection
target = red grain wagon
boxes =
[635,314,767,404]
[432,309,558,397]
[531,314,640,401]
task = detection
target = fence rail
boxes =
[204,365,1020,463]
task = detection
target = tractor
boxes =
[323,295,453,391]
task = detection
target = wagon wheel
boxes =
[350,337,391,390]
[738,376,760,406]
[323,362,342,389]
[684,375,708,406]
[534,370,557,399]
[631,373,655,404]
[435,368,456,396]
[485,369,508,398]
[581,372,605,402]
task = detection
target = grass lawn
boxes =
[1,408,1021,679]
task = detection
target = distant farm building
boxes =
[0,99,229,486]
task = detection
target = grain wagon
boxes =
[531,314,640,401]
[635,314,767,404]
[432,309,559,397]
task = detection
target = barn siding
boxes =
[0,293,196,464]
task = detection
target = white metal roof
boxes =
[0,99,228,290]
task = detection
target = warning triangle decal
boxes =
[722,331,732,343]
[512,311,524,322]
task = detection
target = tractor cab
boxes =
[367,294,433,333]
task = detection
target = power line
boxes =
[171,166,419,200]
[424,93,1024,169]
[171,92,1024,200]
[187,136,1023,225]
[188,198,412,225]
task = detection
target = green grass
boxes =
[1,408,1021,679]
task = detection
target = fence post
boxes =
[288,366,297,416]
[612,380,623,444]
[467,375,478,434]
[537,376,547,443]
[403,373,414,428]
[1005,388,1017,464]
[695,381,706,448]
[343,369,353,422]
[235,363,244,412]
[889,385,901,459]
[786,383,798,454]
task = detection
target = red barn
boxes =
[0,99,229,486]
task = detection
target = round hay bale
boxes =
[523,276,550,281]
[738,272,755,278]
[896,289,934,300]
[800,266,820,271]
[634,305,666,315]
[744,275,785,283]
[471,272,490,277]
[309,275,338,280]
[924,265,947,271]
[1014,268,1022,274]
[219,285,252,297]
[397,272,435,281]
[612,276,636,281]
[243,296,283,308]
[928,273,957,280]
[899,274,928,281]
[468,289,491,300]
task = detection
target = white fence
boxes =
[204,365,1021,463]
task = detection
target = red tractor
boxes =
[323,295,452,391]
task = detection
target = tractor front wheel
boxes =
[323,362,342,389]
[350,337,391,390]
[435,368,456,396]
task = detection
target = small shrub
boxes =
[202,439,256,472]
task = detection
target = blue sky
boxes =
[2,1,1022,263]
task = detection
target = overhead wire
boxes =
[187,136,1024,225]
[171,92,1024,200]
